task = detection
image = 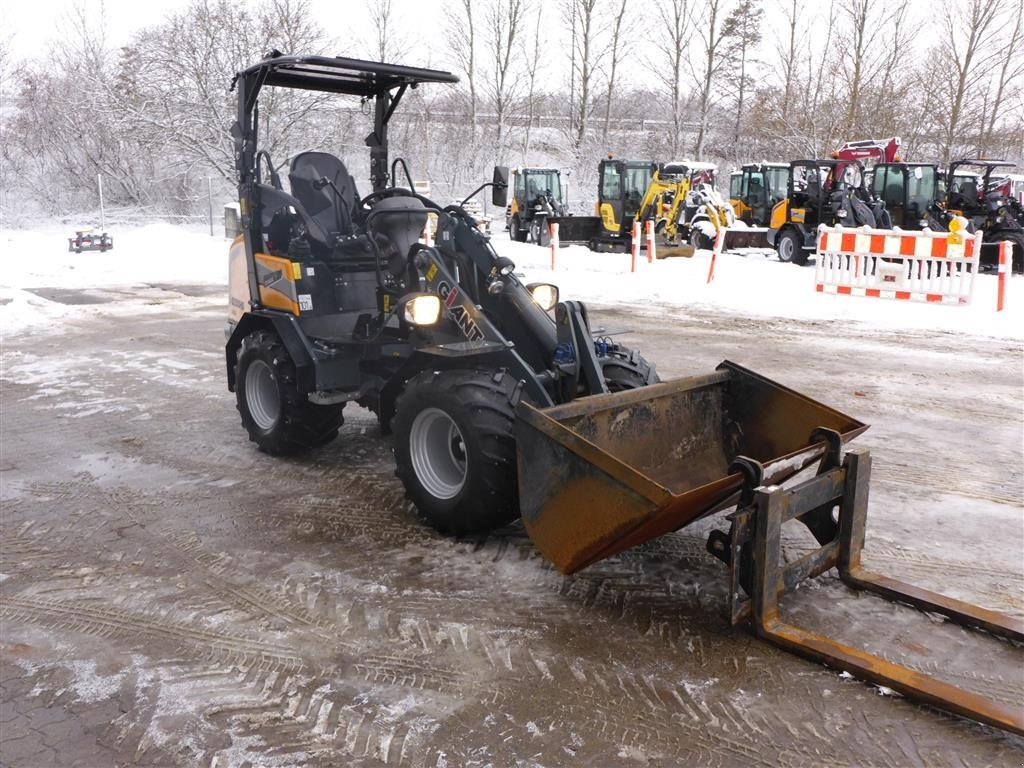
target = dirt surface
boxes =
[2,285,1022,767]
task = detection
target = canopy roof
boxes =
[235,53,459,96]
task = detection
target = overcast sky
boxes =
[2,0,446,61]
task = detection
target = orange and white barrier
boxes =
[549,221,559,270]
[645,219,656,262]
[630,220,641,273]
[815,225,981,306]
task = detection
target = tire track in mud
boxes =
[1,596,307,673]
[337,594,962,768]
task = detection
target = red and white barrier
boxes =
[549,221,559,271]
[645,219,656,262]
[630,220,641,273]
[997,239,1010,312]
[815,225,981,306]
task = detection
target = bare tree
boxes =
[721,0,762,152]
[483,0,527,160]
[931,0,1004,162]
[690,0,729,159]
[979,0,1024,154]
[445,0,478,125]
[654,0,694,156]
[567,0,602,149]
[368,0,412,63]
[520,6,545,159]
[602,0,629,141]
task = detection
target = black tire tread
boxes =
[392,369,519,535]
[235,330,344,455]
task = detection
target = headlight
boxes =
[402,294,442,326]
[527,283,559,311]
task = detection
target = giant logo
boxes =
[437,281,485,342]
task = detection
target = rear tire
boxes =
[776,228,807,265]
[235,330,344,455]
[690,229,714,250]
[393,369,520,535]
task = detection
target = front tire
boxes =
[235,330,344,455]
[531,216,550,247]
[776,228,807,265]
[393,369,520,535]
[510,215,528,242]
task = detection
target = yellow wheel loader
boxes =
[224,52,1023,737]
[505,167,566,246]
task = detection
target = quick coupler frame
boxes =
[709,428,1024,736]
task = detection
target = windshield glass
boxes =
[766,167,789,199]
[623,165,652,198]
[526,171,561,201]
[907,168,936,209]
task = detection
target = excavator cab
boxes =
[597,159,656,234]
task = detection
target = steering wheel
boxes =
[359,187,417,209]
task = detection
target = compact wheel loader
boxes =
[224,53,1022,736]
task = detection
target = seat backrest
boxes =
[885,183,902,207]
[289,152,361,238]
[256,184,330,256]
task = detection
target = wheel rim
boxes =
[778,236,794,261]
[245,359,280,431]
[409,407,467,500]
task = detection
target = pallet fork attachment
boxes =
[722,429,1024,736]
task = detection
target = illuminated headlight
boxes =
[402,294,442,326]
[528,283,559,311]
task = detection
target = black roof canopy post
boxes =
[230,53,457,195]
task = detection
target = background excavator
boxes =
[550,159,739,255]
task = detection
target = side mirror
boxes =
[492,166,509,208]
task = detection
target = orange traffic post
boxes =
[631,220,640,273]
[707,227,725,283]
[997,240,1009,312]
[645,219,656,262]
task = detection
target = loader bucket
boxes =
[515,361,867,574]
[547,215,602,243]
[721,227,770,250]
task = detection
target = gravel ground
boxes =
[2,283,1022,767]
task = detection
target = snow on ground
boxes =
[1,221,1020,340]
[502,236,1023,341]
[0,223,228,335]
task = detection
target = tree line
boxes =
[0,0,1021,223]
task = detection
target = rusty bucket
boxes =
[515,361,868,574]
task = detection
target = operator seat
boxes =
[289,152,362,241]
[958,179,978,203]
